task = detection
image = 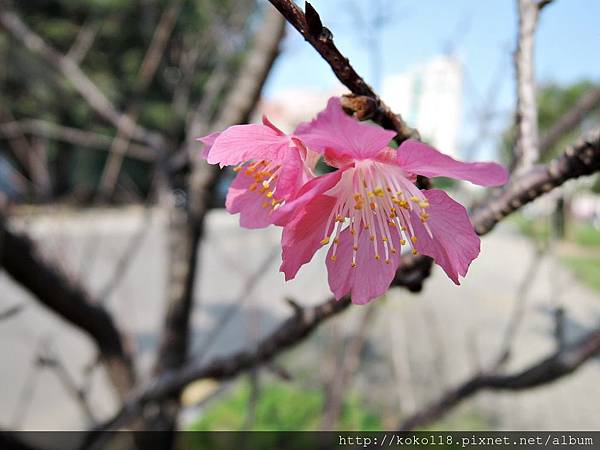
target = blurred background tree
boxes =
[0,0,257,203]
[500,80,600,166]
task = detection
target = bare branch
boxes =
[98,0,184,199]
[0,119,156,162]
[267,0,417,142]
[472,128,600,235]
[84,296,350,444]
[133,5,286,439]
[0,219,136,398]
[537,0,555,10]
[0,8,163,150]
[321,304,377,429]
[0,303,24,322]
[540,85,600,155]
[67,18,101,64]
[399,327,600,430]
[391,129,600,289]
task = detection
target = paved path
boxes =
[0,207,598,430]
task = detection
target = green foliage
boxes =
[562,256,600,292]
[573,222,600,247]
[511,212,551,245]
[1,0,257,202]
[498,80,600,164]
[187,379,383,431]
[514,213,600,292]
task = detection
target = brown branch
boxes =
[0,8,163,150]
[83,296,350,446]
[512,0,541,172]
[472,128,600,235]
[267,0,417,142]
[537,0,555,10]
[155,2,285,377]
[136,5,286,439]
[0,303,24,321]
[97,0,183,199]
[67,18,101,64]
[539,85,600,155]
[0,219,135,398]
[399,327,600,430]
[0,119,156,162]
[321,304,377,429]
[391,129,600,290]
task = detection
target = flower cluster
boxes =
[199,97,508,304]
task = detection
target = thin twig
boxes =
[267,0,417,142]
[539,85,600,156]
[0,119,156,161]
[97,0,184,199]
[0,218,136,398]
[82,296,351,446]
[0,8,164,150]
[398,326,600,430]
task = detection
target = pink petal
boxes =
[225,172,274,229]
[280,194,336,280]
[294,97,396,161]
[262,115,285,135]
[206,124,291,168]
[411,189,480,284]
[197,131,220,159]
[274,148,307,201]
[396,140,508,187]
[326,227,401,304]
[272,169,343,226]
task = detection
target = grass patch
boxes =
[510,213,550,243]
[187,379,382,431]
[573,223,600,247]
[562,256,600,292]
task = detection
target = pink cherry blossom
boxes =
[280,97,508,304]
[199,116,316,229]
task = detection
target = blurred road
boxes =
[0,207,598,430]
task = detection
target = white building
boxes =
[258,55,463,158]
[382,55,463,158]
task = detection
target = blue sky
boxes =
[263,0,600,159]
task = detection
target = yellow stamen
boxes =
[320,237,330,246]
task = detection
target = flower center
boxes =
[233,160,285,211]
[321,161,432,268]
